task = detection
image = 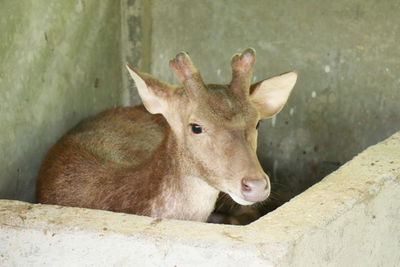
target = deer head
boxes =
[126,48,297,206]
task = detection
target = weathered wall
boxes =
[148,0,400,201]
[0,1,122,201]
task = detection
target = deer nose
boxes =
[241,178,269,202]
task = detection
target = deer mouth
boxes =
[227,192,256,206]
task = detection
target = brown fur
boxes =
[36,48,297,222]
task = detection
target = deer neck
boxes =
[148,127,220,221]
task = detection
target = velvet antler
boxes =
[230,48,256,96]
[169,52,206,96]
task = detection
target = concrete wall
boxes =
[147,0,400,201]
[0,1,122,201]
[1,132,399,266]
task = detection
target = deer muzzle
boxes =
[241,176,270,202]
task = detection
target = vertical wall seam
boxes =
[120,0,130,106]
[140,0,152,73]
[120,0,152,106]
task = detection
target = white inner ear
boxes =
[126,66,164,114]
[250,72,297,118]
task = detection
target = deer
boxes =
[36,48,297,222]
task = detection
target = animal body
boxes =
[36,48,297,222]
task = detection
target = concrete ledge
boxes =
[1,132,399,266]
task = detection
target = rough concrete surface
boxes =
[148,0,400,200]
[0,1,122,201]
[1,132,399,266]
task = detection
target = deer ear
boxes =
[126,64,172,115]
[250,72,297,119]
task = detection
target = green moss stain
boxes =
[0,0,122,201]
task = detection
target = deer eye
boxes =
[256,121,260,129]
[190,123,203,134]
